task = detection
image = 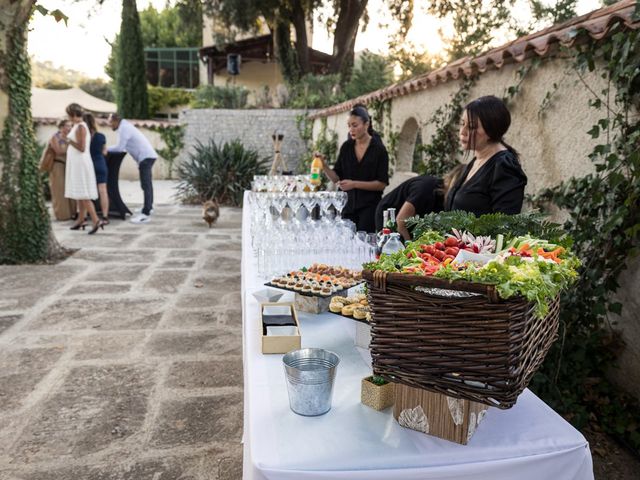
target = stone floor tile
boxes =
[10,365,155,462]
[166,359,243,389]
[84,265,148,282]
[175,291,240,309]
[67,283,132,295]
[29,298,165,331]
[142,271,189,294]
[139,234,199,249]
[0,314,21,334]
[159,259,196,269]
[72,249,158,264]
[0,265,82,312]
[73,332,147,360]
[0,347,65,413]
[150,393,243,447]
[146,331,241,357]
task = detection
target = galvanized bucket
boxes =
[283,348,340,416]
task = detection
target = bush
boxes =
[191,84,249,109]
[79,79,115,102]
[147,85,193,116]
[286,74,346,108]
[344,51,394,99]
[176,139,268,206]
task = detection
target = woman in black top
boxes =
[445,95,527,216]
[318,106,389,232]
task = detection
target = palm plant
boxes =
[176,139,268,206]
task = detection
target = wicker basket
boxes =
[362,269,561,409]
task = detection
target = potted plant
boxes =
[361,375,394,411]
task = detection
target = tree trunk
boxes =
[0,0,63,264]
[291,1,310,76]
[329,0,368,77]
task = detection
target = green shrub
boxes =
[191,84,249,109]
[147,85,194,116]
[176,139,268,206]
[287,74,346,108]
[79,79,115,102]
[344,51,394,99]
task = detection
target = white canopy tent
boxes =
[31,87,117,119]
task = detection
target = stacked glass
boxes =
[247,191,376,279]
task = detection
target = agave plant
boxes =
[176,139,269,206]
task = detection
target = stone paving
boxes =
[0,204,244,480]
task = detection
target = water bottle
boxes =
[381,233,404,255]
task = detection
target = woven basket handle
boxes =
[372,270,388,292]
[364,269,500,303]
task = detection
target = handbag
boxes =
[38,144,56,173]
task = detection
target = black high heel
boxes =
[88,221,105,235]
[70,222,86,230]
[101,216,110,225]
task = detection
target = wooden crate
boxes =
[393,383,489,445]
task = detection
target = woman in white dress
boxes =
[64,103,104,234]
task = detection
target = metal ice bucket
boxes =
[282,348,340,416]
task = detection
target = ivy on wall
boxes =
[528,24,640,452]
[414,77,475,177]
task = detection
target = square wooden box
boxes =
[393,383,489,445]
[261,302,301,354]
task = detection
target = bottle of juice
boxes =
[386,208,397,232]
[310,154,323,188]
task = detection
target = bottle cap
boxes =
[382,228,391,234]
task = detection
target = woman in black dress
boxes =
[318,106,389,232]
[445,96,527,216]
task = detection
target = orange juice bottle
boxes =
[310,154,323,188]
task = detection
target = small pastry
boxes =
[341,304,356,316]
[294,282,304,291]
[301,285,312,293]
[365,312,372,322]
[353,307,368,320]
[320,287,332,296]
[329,302,343,313]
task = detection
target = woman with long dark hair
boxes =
[317,105,389,232]
[83,112,110,224]
[445,95,527,216]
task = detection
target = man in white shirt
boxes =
[108,113,158,223]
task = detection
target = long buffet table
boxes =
[240,192,593,480]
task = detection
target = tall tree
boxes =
[208,0,413,83]
[117,0,149,118]
[0,1,63,263]
[107,1,203,83]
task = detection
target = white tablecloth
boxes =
[241,192,593,480]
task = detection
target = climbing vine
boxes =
[526,24,640,452]
[414,76,475,177]
[0,16,53,264]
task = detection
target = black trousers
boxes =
[139,157,156,215]
[344,204,377,233]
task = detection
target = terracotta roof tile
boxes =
[310,0,639,119]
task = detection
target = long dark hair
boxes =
[83,112,98,136]
[464,95,519,160]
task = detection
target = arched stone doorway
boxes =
[396,117,420,172]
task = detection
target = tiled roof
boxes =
[34,117,176,129]
[310,0,640,119]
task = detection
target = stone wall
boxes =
[180,109,313,173]
[310,55,640,400]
